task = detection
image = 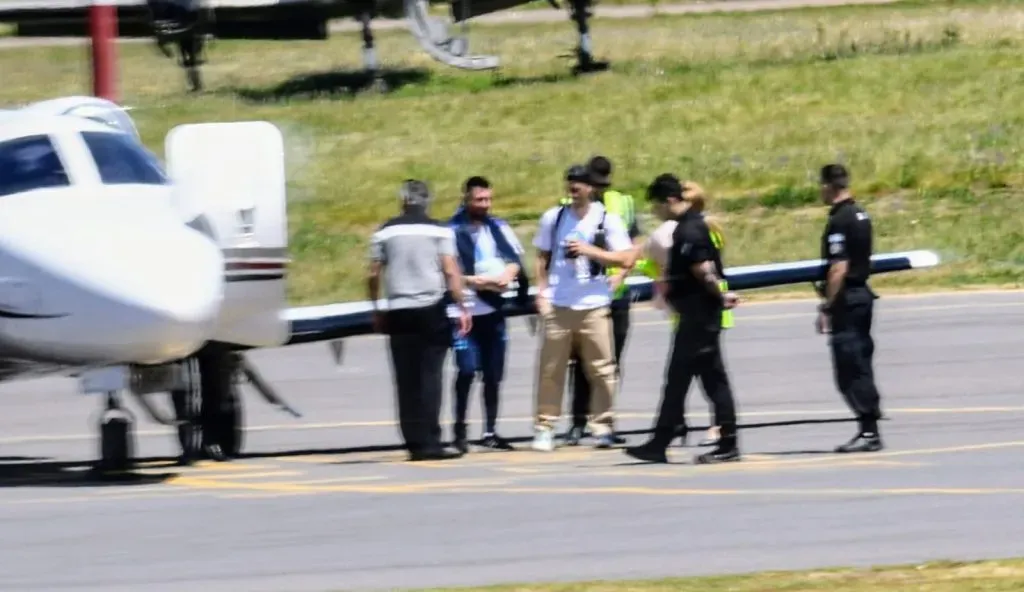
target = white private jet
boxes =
[0,95,942,474]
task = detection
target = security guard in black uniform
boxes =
[815,164,884,453]
[624,173,741,464]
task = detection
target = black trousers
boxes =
[385,300,451,453]
[569,299,630,428]
[828,288,882,433]
[650,320,737,449]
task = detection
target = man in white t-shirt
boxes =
[530,164,636,451]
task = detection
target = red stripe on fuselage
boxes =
[224,260,288,271]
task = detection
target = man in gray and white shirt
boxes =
[367,179,471,461]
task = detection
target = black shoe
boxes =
[408,447,462,461]
[480,433,514,451]
[565,426,585,446]
[611,433,627,445]
[623,442,668,463]
[675,426,688,447]
[203,443,227,462]
[835,432,883,453]
[452,437,469,455]
[695,446,741,464]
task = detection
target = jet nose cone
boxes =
[0,197,225,365]
[111,228,225,361]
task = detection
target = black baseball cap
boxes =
[565,164,593,184]
[646,173,683,202]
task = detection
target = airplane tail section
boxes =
[164,121,290,349]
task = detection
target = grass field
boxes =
[2,0,1022,304]
[419,558,1024,591]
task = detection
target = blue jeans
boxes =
[451,312,507,438]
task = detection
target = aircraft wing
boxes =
[284,249,940,346]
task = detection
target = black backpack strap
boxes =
[544,206,567,273]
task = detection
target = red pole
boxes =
[89,0,118,102]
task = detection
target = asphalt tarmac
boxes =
[0,290,1022,591]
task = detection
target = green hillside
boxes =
[2,0,1021,303]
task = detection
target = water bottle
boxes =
[563,229,585,260]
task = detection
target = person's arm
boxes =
[682,226,729,304]
[573,214,636,267]
[610,217,644,284]
[367,228,387,331]
[437,228,468,312]
[532,211,554,295]
[820,217,861,313]
[493,223,524,288]
[367,229,387,305]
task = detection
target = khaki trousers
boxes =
[534,304,617,435]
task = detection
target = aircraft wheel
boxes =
[94,391,136,479]
[170,356,202,465]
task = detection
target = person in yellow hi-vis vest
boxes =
[636,188,733,448]
[563,156,649,446]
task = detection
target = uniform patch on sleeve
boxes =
[828,232,845,255]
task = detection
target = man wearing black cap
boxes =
[815,164,884,453]
[531,164,636,451]
[565,155,643,445]
[623,173,741,464]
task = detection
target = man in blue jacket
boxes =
[447,175,529,453]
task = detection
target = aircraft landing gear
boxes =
[170,356,201,465]
[569,0,609,75]
[355,2,390,92]
[198,346,244,461]
[170,345,244,463]
[95,390,136,478]
[146,0,212,92]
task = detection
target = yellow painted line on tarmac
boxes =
[161,440,1024,498]
[188,470,301,480]
[289,476,389,485]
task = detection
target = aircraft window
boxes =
[0,134,71,197]
[81,130,168,185]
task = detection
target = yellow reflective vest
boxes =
[601,190,648,300]
[639,228,733,330]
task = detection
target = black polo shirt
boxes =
[820,198,873,289]
[665,209,725,330]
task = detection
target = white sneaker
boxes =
[532,428,555,452]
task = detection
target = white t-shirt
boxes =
[645,219,678,312]
[645,219,678,272]
[532,202,633,310]
[446,221,525,318]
